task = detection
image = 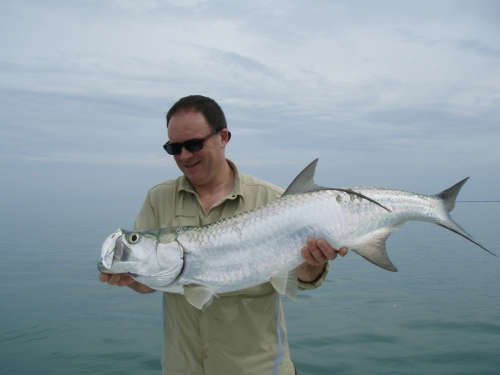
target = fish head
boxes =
[98,228,184,287]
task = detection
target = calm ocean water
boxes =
[0,198,499,375]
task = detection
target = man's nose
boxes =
[178,146,194,160]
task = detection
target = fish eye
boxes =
[127,233,141,244]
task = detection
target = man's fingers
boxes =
[118,274,134,287]
[99,272,111,283]
[303,238,329,265]
[315,239,341,260]
[107,274,122,285]
[309,239,330,262]
[301,238,349,265]
[315,239,348,258]
[301,247,322,266]
[337,247,348,257]
[99,272,135,287]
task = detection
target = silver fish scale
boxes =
[171,188,441,293]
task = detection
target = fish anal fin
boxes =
[351,227,399,272]
[184,284,216,310]
[270,268,298,300]
[285,269,298,300]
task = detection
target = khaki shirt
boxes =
[134,160,329,375]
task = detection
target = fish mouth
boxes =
[97,261,115,274]
[101,228,124,269]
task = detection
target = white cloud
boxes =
[0,0,499,199]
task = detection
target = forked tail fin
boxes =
[436,177,469,212]
[436,178,496,256]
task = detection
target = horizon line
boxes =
[457,201,500,202]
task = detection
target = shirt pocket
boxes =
[172,214,200,227]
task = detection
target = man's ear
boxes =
[220,128,231,147]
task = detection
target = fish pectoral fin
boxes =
[184,284,216,310]
[270,268,299,300]
[351,227,399,272]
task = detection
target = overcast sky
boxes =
[1,0,499,206]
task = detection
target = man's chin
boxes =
[183,168,205,184]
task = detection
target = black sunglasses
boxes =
[163,127,231,155]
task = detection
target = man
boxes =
[99,95,347,374]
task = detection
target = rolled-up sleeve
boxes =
[298,262,330,290]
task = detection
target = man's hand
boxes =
[99,272,155,294]
[296,238,347,283]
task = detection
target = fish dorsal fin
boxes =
[284,159,391,212]
[269,268,298,300]
[350,226,400,272]
[184,284,216,310]
[283,159,324,196]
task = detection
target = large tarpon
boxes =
[98,159,494,309]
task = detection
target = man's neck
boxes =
[193,161,235,212]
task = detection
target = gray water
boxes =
[0,199,499,375]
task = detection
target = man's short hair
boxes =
[166,95,227,131]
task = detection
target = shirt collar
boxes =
[178,159,243,201]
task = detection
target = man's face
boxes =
[167,110,228,188]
